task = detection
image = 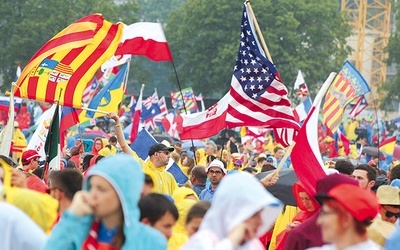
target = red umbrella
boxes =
[394,145,400,160]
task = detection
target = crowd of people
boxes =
[0,108,400,250]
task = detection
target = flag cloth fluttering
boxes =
[349,95,368,119]
[13,14,123,108]
[26,105,57,159]
[130,85,144,143]
[225,4,299,132]
[291,73,337,196]
[86,64,127,118]
[322,61,370,134]
[170,88,198,113]
[82,78,99,104]
[44,104,61,172]
[60,106,81,149]
[115,22,172,61]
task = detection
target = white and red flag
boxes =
[291,73,337,196]
[115,22,172,61]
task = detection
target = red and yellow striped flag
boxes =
[14,14,123,108]
[322,61,370,134]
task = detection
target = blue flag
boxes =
[86,65,127,118]
[131,129,157,160]
[130,129,188,185]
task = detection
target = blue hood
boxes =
[84,154,167,249]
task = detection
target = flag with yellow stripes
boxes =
[13,14,123,108]
[322,61,370,134]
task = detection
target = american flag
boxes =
[226,4,299,132]
[82,78,99,104]
[349,95,368,118]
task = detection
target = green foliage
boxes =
[0,0,137,90]
[137,0,187,23]
[380,0,400,111]
[166,0,351,98]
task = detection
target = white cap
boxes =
[206,159,227,175]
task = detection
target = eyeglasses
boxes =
[158,151,170,155]
[383,207,400,218]
[208,170,223,175]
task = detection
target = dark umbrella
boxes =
[256,168,298,206]
[362,146,385,158]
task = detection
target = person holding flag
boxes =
[108,112,178,196]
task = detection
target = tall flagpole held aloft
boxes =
[245,0,274,63]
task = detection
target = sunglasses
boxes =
[385,210,400,218]
[383,207,400,218]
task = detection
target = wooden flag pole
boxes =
[245,1,288,177]
[245,0,274,63]
[273,142,296,176]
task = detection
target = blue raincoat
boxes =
[43,153,167,249]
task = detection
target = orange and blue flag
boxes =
[322,61,370,133]
[13,14,123,108]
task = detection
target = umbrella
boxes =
[256,168,298,206]
[394,145,400,160]
[182,140,206,151]
[74,130,110,140]
[362,146,385,158]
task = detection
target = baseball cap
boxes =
[21,150,41,165]
[206,159,227,174]
[316,173,358,196]
[148,143,174,156]
[266,156,274,162]
[318,183,379,223]
[234,159,243,166]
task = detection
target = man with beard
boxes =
[199,159,226,202]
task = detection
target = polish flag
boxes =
[130,85,144,143]
[291,73,336,196]
[115,22,172,61]
[162,113,180,139]
[176,93,229,140]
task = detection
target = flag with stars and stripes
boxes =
[226,4,300,132]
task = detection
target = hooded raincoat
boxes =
[0,202,47,250]
[182,172,282,250]
[43,153,167,249]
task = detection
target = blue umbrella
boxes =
[182,140,205,151]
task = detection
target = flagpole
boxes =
[170,51,198,163]
[121,61,131,107]
[245,0,274,63]
[80,107,109,115]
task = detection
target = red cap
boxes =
[326,184,379,222]
[21,150,40,165]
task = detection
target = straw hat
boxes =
[376,185,400,205]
